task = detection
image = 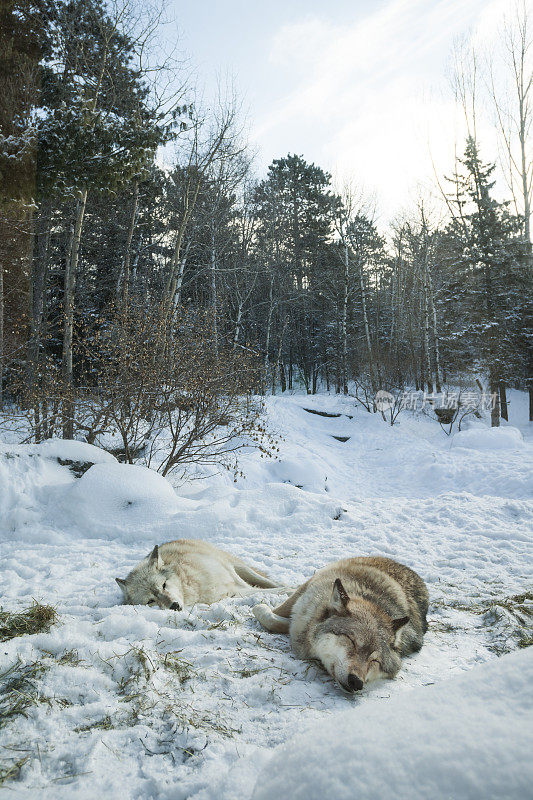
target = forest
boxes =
[0,2,532,797]
[0,0,532,459]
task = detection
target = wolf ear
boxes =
[331,578,350,612]
[149,544,163,570]
[115,577,127,590]
[391,616,409,633]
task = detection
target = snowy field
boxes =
[0,391,532,798]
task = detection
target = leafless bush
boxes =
[92,302,276,476]
[353,374,376,412]
[433,391,482,436]
[2,302,276,478]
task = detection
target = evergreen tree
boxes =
[253,154,335,391]
[0,0,56,402]
[445,137,530,425]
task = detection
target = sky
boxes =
[166,0,523,223]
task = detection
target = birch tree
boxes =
[163,93,244,314]
[489,0,532,254]
[344,214,383,393]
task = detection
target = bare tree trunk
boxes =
[519,104,531,250]
[288,346,293,390]
[233,302,243,349]
[312,364,319,394]
[391,244,404,387]
[263,274,274,381]
[273,318,288,396]
[490,369,501,427]
[130,242,140,290]
[358,257,377,392]
[491,4,532,258]
[280,362,286,392]
[62,188,87,438]
[335,315,340,393]
[426,264,442,392]
[165,179,202,307]
[510,5,531,252]
[423,258,434,394]
[28,199,52,438]
[210,228,218,353]
[0,251,3,408]
[341,243,349,394]
[499,381,508,421]
[174,240,191,306]
[374,261,383,387]
[142,230,153,306]
[116,181,138,306]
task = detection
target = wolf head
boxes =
[314,578,409,693]
[116,545,184,610]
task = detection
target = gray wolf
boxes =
[253,556,428,692]
[116,539,279,609]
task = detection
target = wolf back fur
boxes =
[253,556,428,692]
[116,539,280,609]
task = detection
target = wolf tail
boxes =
[232,562,280,589]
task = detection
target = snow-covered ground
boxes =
[252,647,533,800]
[0,391,531,798]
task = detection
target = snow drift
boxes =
[0,391,531,798]
[65,462,182,530]
[452,425,524,451]
[251,647,533,800]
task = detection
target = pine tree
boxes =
[31,0,169,435]
[0,0,56,403]
[447,137,529,425]
[253,154,335,392]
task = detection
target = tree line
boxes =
[0,0,531,457]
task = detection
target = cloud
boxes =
[252,0,515,221]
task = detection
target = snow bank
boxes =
[65,462,181,531]
[265,453,329,491]
[452,426,524,451]
[0,437,117,464]
[251,647,533,800]
[36,437,118,463]
[0,392,531,797]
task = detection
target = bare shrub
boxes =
[89,302,275,476]
[2,302,276,479]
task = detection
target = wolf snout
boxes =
[347,674,364,692]
[170,602,182,611]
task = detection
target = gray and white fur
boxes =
[116,539,280,609]
[253,556,428,693]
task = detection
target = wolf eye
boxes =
[163,581,167,590]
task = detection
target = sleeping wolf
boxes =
[253,556,428,693]
[116,539,279,610]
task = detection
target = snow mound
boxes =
[33,437,118,463]
[265,454,329,491]
[0,437,117,464]
[0,441,116,537]
[251,648,533,800]
[451,426,524,451]
[65,462,181,531]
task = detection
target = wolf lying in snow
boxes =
[253,556,428,693]
[116,539,279,610]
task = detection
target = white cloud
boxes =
[252,0,519,222]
